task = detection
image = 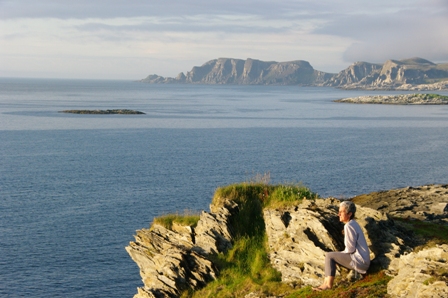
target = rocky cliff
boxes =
[324,58,448,90]
[126,184,448,298]
[140,57,448,90]
[140,58,332,86]
[334,93,448,104]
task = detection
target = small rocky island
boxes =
[60,109,145,114]
[334,93,448,104]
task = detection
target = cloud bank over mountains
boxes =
[1,0,447,79]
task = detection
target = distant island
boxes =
[139,57,448,90]
[334,93,448,104]
[60,109,145,115]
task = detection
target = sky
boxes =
[1,0,447,80]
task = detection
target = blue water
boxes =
[1,78,448,297]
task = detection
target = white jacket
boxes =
[343,219,370,274]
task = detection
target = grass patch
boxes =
[418,93,448,100]
[283,271,391,298]
[182,183,320,297]
[393,218,448,250]
[422,268,448,286]
[180,183,308,297]
[266,184,319,209]
[179,183,436,297]
[151,210,200,230]
[213,183,319,210]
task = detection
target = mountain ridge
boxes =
[140,57,448,90]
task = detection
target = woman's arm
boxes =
[343,222,357,254]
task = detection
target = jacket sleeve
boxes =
[343,223,357,254]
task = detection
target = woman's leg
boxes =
[325,251,353,276]
[314,252,353,290]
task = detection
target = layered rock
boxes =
[323,61,382,87]
[140,57,448,90]
[387,244,448,298]
[263,198,411,287]
[352,184,448,224]
[325,58,448,90]
[140,58,332,85]
[126,200,237,298]
[126,225,217,298]
[334,94,448,105]
[127,184,448,297]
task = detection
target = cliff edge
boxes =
[126,184,448,298]
[139,57,448,90]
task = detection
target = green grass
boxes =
[179,182,318,297]
[283,271,391,298]
[393,218,448,250]
[418,93,448,100]
[212,182,319,210]
[152,183,447,297]
[151,210,200,230]
[180,183,396,297]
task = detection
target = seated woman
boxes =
[313,201,370,291]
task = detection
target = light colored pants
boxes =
[325,252,354,276]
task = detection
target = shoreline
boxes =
[334,93,448,104]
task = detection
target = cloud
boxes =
[312,1,448,63]
[74,15,291,36]
[0,0,311,20]
[0,0,447,79]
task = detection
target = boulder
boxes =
[193,200,237,255]
[126,200,237,298]
[431,203,448,214]
[126,224,218,298]
[263,198,411,286]
[387,245,448,298]
[352,184,448,224]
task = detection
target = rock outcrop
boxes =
[263,198,412,287]
[126,200,237,298]
[127,184,448,297]
[140,58,333,86]
[323,61,383,87]
[334,93,448,105]
[140,57,448,90]
[387,244,448,298]
[125,224,218,298]
[325,58,448,90]
[352,184,448,224]
[60,109,145,114]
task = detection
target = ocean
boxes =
[1,78,448,297]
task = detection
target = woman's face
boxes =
[338,207,352,223]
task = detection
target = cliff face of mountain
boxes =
[323,61,383,87]
[140,57,448,90]
[140,58,332,86]
[325,58,448,90]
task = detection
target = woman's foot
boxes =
[312,285,331,291]
[312,276,334,291]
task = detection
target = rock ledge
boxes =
[334,93,448,104]
[127,185,448,298]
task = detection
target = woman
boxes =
[313,201,370,291]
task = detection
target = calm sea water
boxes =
[1,78,448,297]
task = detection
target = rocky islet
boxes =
[334,93,448,104]
[60,109,145,114]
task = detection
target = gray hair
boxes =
[340,201,356,219]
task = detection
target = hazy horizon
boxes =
[1,0,447,80]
